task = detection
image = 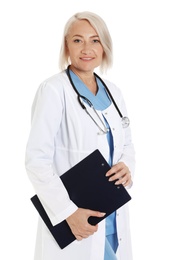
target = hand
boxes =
[106,162,132,187]
[66,208,106,241]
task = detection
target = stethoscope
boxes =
[66,66,130,134]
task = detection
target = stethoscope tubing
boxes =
[94,72,123,118]
[66,66,130,129]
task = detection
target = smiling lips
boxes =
[80,57,94,61]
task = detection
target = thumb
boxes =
[87,210,106,218]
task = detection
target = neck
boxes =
[69,66,98,95]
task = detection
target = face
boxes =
[66,19,104,73]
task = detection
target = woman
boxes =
[25,11,135,260]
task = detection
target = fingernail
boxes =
[100,212,106,217]
[105,173,109,177]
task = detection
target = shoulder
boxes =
[31,71,69,112]
[39,70,69,93]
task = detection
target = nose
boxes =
[81,42,92,54]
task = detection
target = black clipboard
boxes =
[31,149,131,249]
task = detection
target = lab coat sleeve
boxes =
[117,91,136,188]
[25,80,78,226]
[119,126,135,188]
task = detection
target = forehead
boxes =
[68,19,98,37]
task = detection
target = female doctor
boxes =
[25,11,135,260]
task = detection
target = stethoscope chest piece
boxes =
[121,116,130,128]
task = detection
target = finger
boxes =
[106,165,122,178]
[107,168,125,182]
[115,172,131,186]
[105,167,116,177]
[87,210,106,218]
[80,231,93,238]
[109,164,130,181]
[75,226,96,238]
[76,235,83,241]
[122,173,132,186]
[76,230,94,240]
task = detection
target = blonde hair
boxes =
[59,11,113,73]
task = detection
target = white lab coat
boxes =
[25,70,135,260]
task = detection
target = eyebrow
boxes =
[72,34,99,38]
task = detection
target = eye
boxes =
[93,39,100,43]
[73,39,82,43]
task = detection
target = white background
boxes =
[0,0,171,259]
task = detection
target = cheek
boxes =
[98,50,104,61]
[67,46,78,57]
[96,47,104,58]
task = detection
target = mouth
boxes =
[80,57,94,61]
